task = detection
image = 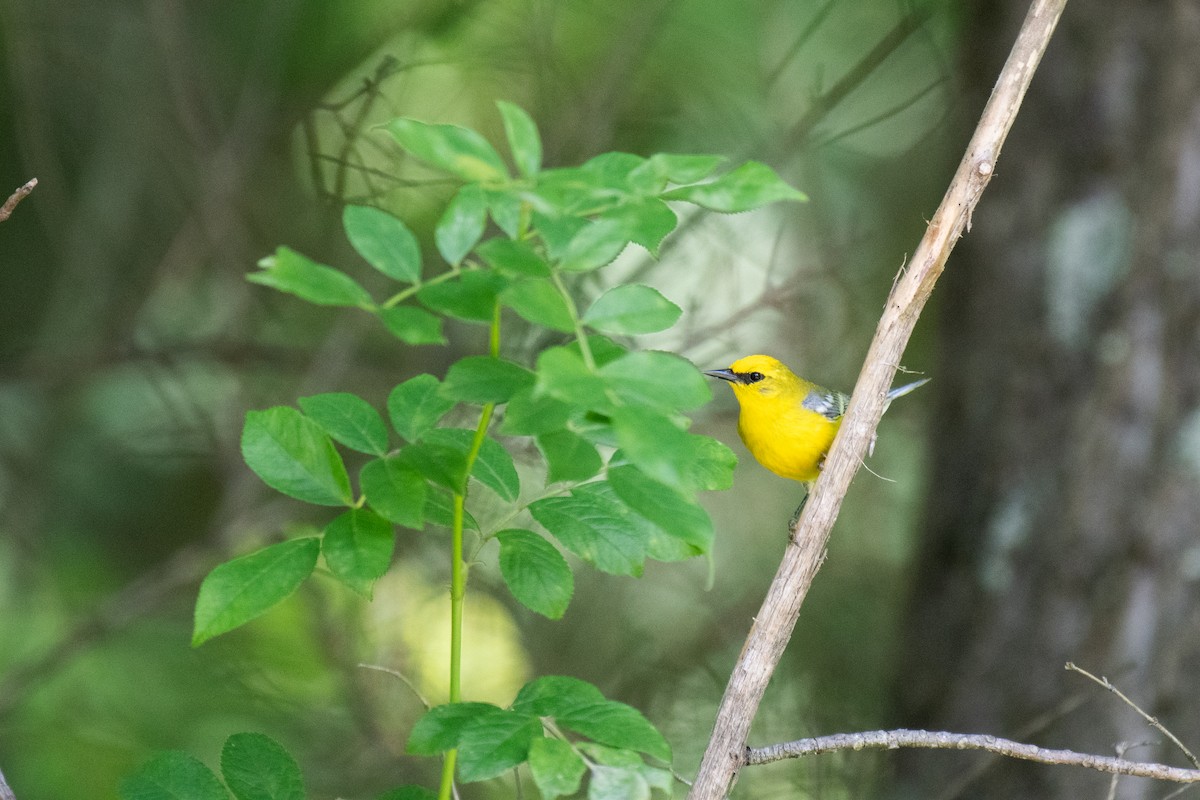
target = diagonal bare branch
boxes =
[687,1,1070,797]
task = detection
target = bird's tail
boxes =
[883,377,931,408]
[869,377,930,457]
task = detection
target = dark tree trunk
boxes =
[898,1,1200,797]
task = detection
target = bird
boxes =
[704,354,928,515]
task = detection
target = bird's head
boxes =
[703,354,799,403]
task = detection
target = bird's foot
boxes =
[787,492,809,533]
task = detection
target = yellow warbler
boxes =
[705,354,928,486]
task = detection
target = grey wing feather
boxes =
[802,378,928,422]
[802,388,849,421]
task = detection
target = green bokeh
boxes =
[0,1,959,797]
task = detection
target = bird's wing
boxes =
[801,387,849,421]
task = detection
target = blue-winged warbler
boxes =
[705,354,928,486]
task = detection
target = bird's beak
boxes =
[703,368,738,383]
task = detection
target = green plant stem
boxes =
[517,200,533,240]
[550,271,595,369]
[381,266,460,309]
[438,302,501,800]
[436,488,467,800]
[470,481,579,559]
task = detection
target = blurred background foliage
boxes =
[2,0,968,797]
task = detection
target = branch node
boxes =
[0,178,37,223]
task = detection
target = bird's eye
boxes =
[747,371,765,383]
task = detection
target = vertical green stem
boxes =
[437,302,502,800]
[449,490,468,704]
[550,271,595,369]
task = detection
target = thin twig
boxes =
[686,2,1068,798]
[357,663,433,710]
[1066,662,1200,769]
[764,0,837,87]
[0,764,16,800]
[0,178,37,222]
[1105,741,1156,800]
[1162,779,1200,800]
[745,729,1200,784]
[783,1,941,151]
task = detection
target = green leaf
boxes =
[424,486,479,531]
[407,702,499,755]
[532,213,588,260]
[588,766,650,800]
[388,374,457,442]
[580,744,671,793]
[497,100,542,178]
[608,463,713,552]
[598,199,678,256]
[436,183,487,267]
[638,153,725,186]
[417,270,506,322]
[360,456,426,528]
[500,277,575,333]
[241,407,353,506]
[485,188,523,238]
[529,164,620,217]
[498,529,574,619]
[609,406,693,490]
[661,160,806,212]
[579,151,650,195]
[470,433,521,502]
[477,237,551,277]
[385,118,508,182]
[537,430,602,483]
[512,677,669,760]
[500,387,573,436]
[529,482,651,576]
[535,347,611,413]
[456,707,542,783]
[323,509,395,598]
[528,737,586,800]
[512,675,606,717]
[681,435,738,492]
[560,218,630,272]
[598,350,710,412]
[407,429,520,501]
[343,205,421,283]
[571,413,618,450]
[298,392,389,456]
[557,702,671,761]
[420,431,518,501]
[119,751,228,800]
[377,306,446,345]
[638,764,673,796]
[577,743,645,768]
[643,529,697,563]
[220,732,305,800]
[399,436,468,492]
[193,538,320,646]
[441,356,535,404]
[250,247,374,308]
[583,285,681,336]
[575,335,629,367]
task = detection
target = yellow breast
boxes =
[736,396,841,483]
